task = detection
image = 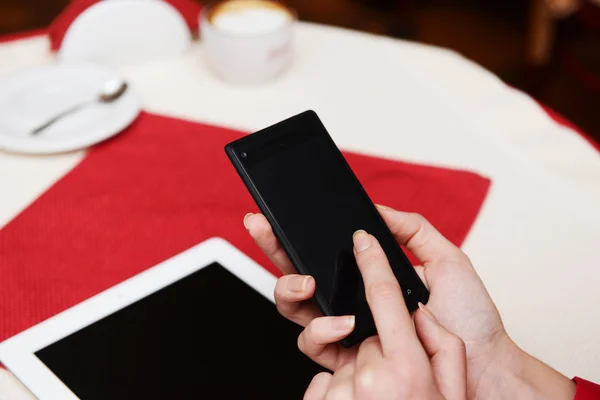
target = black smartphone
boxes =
[225,110,429,347]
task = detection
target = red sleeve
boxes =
[574,377,600,399]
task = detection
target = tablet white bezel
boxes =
[0,237,277,400]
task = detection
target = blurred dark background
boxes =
[2,0,599,142]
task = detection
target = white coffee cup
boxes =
[200,0,296,84]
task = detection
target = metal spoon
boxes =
[31,80,128,135]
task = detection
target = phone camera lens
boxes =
[241,152,247,159]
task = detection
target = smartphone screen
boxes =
[226,111,429,346]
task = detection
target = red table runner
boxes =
[0,112,490,343]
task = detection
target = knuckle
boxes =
[361,336,379,348]
[274,278,287,298]
[354,366,378,394]
[274,294,291,315]
[357,249,384,267]
[445,254,472,270]
[310,372,331,386]
[356,250,389,275]
[409,212,427,224]
[298,319,320,350]
[257,236,278,257]
[408,213,430,240]
[410,213,428,223]
[325,386,351,400]
[304,319,317,338]
[446,334,466,352]
[367,281,401,302]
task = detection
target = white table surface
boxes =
[1,23,599,392]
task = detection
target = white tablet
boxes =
[0,238,322,399]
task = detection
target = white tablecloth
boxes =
[1,23,599,387]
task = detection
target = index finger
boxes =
[352,230,417,355]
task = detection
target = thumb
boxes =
[375,206,467,267]
[414,303,467,400]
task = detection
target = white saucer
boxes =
[0,64,141,154]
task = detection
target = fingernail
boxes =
[353,230,371,252]
[418,302,439,323]
[332,315,355,331]
[375,204,394,211]
[288,275,311,293]
[243,213,253,230]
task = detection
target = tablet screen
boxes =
[35,263,323,399]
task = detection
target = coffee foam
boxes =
[209,0,293,35]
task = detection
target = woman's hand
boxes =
[244,206,576,399]
[244,207,502,396]
[302,230,466,400]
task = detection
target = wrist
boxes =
[471,334,576,400]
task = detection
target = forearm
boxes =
[472,337,576,400]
